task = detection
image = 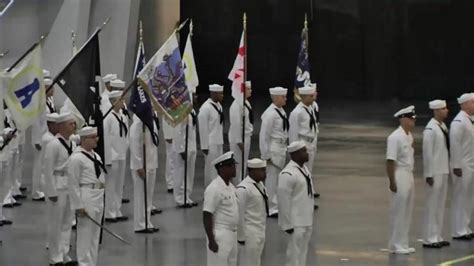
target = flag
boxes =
[138,32,192,126]
[294,26,311,102]
[0,44,45,130]
[52,29,104,158]
[129,37,155,136]
[182,24,199,93]
[228,31,245,103]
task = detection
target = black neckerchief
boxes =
[81,151,107,178]
[57,137,73,155]
[295,166,313,197]
[3,117,10,129]
[191,110,197,126]
[274,108,289,131]
[252,182,269,216]
[313,106,320,123]
[152,116,160,146]
[245,102,254,125]
[437,123,450,152]
[210,102,224,125]
[303,106,316,131]
[122,108,130,119]
[47,101,56,113]
[112,112,128,137]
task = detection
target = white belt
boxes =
[270,138,287,145]
[80,183,105,189]
[299,135,315,143]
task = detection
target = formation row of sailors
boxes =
[387,93,474,255]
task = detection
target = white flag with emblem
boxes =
[0,44,45,130]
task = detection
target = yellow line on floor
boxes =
[439,254,474,266]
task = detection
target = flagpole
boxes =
[241,13,247,181]
[142,123,149,231]
[183,20,193,208]
[102,78,137,119]
[6,34,47,72]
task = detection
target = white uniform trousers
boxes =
[132,169,156,231]
[48,188,73,264]
[286,226,312,266]
[204,144,223,187]
[238,230,265,266]
[303,139,316,175]
[104,165,116,219]
[423,174,448,244]
[229,136,251,185]
[165,142,176,190]
[77,187,104,266]
[173,150,196,205]
[3,158,15,205]
[267,141,287,216]
[451,167,474,237]
[31,147,45,199]
[10,147,22,195]
[114,160,127,217]
[207,228,238,266]
[0,161,9,220]
[388,169,415,251]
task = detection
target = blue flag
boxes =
[129,40,156,142]
[294,28,311,91]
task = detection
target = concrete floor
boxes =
[1,99,474,265]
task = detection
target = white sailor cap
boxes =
[287,141,306,153]
[56,112,75,123]
[110,79,125,88]
[457,93,474,104]
[269,87,287,96]
[46,113,59,122]
[247,158,266,169]
[394,105,416,119]
[298,86,316,95]
[310,83,317,91]
[245,81,251,87]
[43,69,51,78]
[108,90,122,99]
[212,151,237,168]
[44,78,53,86]
[429,100,447,110]
[102,74,117,83]
[77,126,97,137]
[209,84,224,92]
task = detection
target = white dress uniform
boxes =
[0,128,14,222]
[103,108,129,219]
[236,175,268,266]
[129,114,159,231]
[44,133,76,264]
[4,110,24,198]
[312,101,320,156]
[449,107,474,237]
[259,100,289,216]
[422,106,450,244]
[278,157,315,266]
[172,110,197,205]
[229,99,253,183]
[198,98,224,187]
[68,142,106,266]
[31,107,48,199]
[386,125,415,253]
[162,118,176,190]
[204,175,239,266]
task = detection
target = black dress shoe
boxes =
[1,220,13,225]
[268,213,278,218]
[453,235,471,241]
[191,202,199,207]
[423,243,442,248]
[3,204,13,208]
[64,261,78,266]
[151,209,162,215]
[135,228,155,234]
[13,202,22,207]
[50,263,64,266]
[19,187,27,192]
[72,225,77,230]
[167,188,174,193]
[0,221,3,226]
[152,227,160,232]
[32,197,45,202]
[121,198,130,204]
[177,203,192,208]
[314,205,319,210]
[13,195,26,200]
[314,193,320,198]
[105,218,117,223]
[438,241,450,247]
[116,216,129,221]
